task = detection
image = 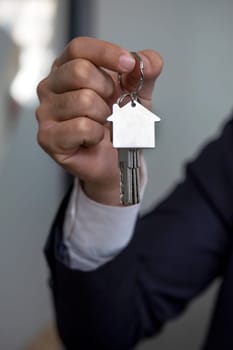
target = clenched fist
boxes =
[36,37,163,205]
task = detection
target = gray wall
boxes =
[0,1,68,349]
[94,0,233,349]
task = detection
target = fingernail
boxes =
[119,54,135,71]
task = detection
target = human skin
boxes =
[36,37,163,205]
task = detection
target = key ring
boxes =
[118,51,144,106]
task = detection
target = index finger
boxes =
[55,36,136,73]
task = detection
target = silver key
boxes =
[108,99,160,206]
[118,148,133,205]
[131,148,140,204]
[107,52,160,205]
[118,148,140,205]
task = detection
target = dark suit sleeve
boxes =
[45,117,233,350]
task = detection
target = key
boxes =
[108,99,160,205]
[131,148,140,204]
[118,148,133,205]
[107,52,161,205]
[117,148,140,205]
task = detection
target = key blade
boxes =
[117,148,140,205]
[117,149,132,205]
[131,149,140,204]
[119,162,131,204]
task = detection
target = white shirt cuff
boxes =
[63,157,147,271]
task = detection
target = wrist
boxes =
[81,180,122,206]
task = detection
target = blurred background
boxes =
[0,0,232,349]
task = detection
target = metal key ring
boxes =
[118,51,144,96]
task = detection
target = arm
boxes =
[45,118,233,349]
[37,36,163,349]
[37,36,233,349]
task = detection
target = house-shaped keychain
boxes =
[107,100,160,148]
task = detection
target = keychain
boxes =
[107,52,160,205]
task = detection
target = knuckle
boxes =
[35,104,49,123]
[72,58,92,83]
[76,117,104,145]
[36,78,48,100]
[76,116,91,136]
[37,121,54,152]
[77,89,94,110]
[67,37,84,58]
[35,106,41,123]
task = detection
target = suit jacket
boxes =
[45,115,233,350]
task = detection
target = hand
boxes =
[36,37,163,205]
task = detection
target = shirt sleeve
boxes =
[63,158,147,271]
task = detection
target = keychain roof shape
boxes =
[107,100,160,148]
